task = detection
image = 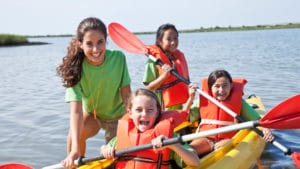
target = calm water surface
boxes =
[0,29,299,169]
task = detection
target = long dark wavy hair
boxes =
[56,17,107,87]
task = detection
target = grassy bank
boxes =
[136,22,300,34]
[180,22,300,33]
[0,34,50,46]
[0,34,28,46]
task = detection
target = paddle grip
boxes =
[155,58,191,85]
[77,137,182,166]
[236,115,292,155]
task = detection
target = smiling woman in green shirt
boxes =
[57,17,131,168]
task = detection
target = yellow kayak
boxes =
[79,95,266,169]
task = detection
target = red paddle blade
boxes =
[259,94,300,129]
[292,152,300,168]
[0,163,33,169]
[108,22,148,54]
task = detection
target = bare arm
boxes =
[145,64,172,91]
[182,84,197,112]
[121,84,131,107]
[152,135,200,167]
[62,101,83,168]
[69,101,83,152]
[167,143,200,167]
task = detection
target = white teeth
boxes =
[139,121,149,125]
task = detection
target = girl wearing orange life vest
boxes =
[143,23,190,110]
[199,77,247,140]
[187,70,274,156]
[100,88,199,169]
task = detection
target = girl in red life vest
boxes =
[187,70,274,156]
[143,23,190,110]
[100,88,199,169]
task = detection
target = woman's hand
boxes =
[61,150,80,168]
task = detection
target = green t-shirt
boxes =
[143,59,158,85]
[65,49,131,119]
[107,134,195,168]
[143,59,159,92]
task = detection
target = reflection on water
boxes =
[0,29,299,168]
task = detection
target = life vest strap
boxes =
[157,79,181,91]
[118,155,170,165]
[200,119,236,126]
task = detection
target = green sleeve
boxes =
[142,60,158,85]
[189,98,200,122]
[65,83,82,102]
[107,137,117,148]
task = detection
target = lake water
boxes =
[0,28,299,169]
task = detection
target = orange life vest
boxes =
[116,110,188,169]
[147,45,189,108]
[199,78,247,140]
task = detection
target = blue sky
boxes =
[1,0,300,36]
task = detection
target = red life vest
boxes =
[147,45,189,108]
[115,110,188,169]
[199,78,247,140]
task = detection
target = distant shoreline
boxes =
[137,22,300,35]
[1,23,300,46]
[0,41,50,47]
[29,22,300,37]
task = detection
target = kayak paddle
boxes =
[41,94,300,169]
[107,22,300,168]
